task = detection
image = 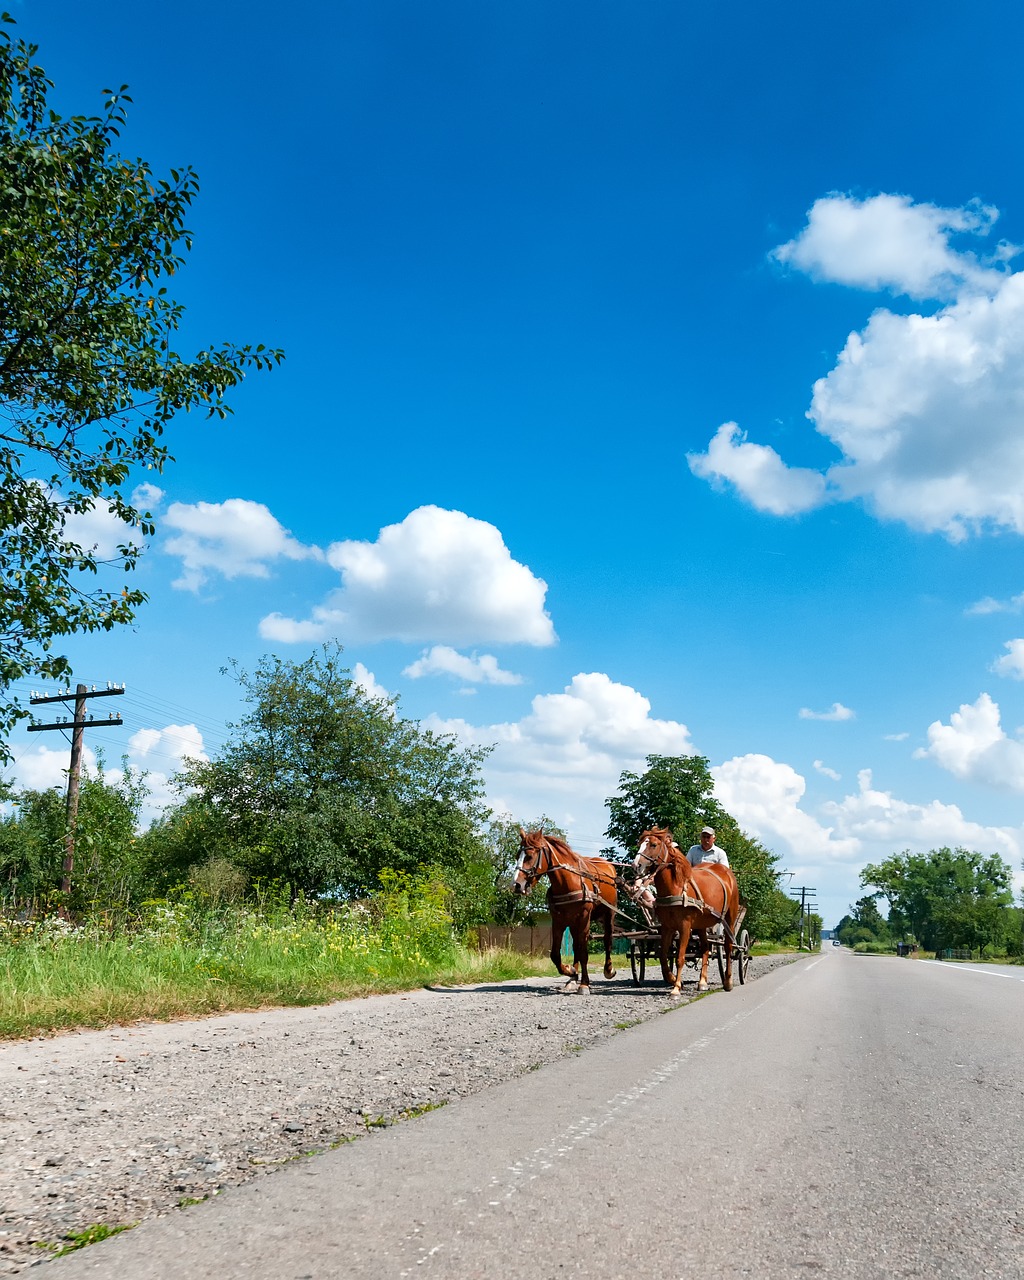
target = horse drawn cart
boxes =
[611,897,752,988]
[512,827,751,997]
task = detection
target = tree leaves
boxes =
[0,19,283,753]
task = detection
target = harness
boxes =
[635,835,736,939]
[518,836,618,906]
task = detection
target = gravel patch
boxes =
[0,953,797,1272]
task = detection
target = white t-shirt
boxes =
[686,842,729,868]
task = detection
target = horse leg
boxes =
[696,928,711,992]
[670,919,692,998]
[659,919,676,986]
[600,903,616,980]
[570,910,592,993]
[550,911,578,984]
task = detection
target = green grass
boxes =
[37,1223,134,1256]
[0,906,555,1041]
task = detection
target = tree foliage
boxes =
[0,16,282,749]
[0,759,147,911]
[160,646,493,899]
[858,847,1016,953]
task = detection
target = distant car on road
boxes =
[832,939,841,946]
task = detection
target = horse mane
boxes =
[534,832,574,859]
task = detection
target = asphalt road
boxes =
[53,949,1024,1279]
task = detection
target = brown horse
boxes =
[633,826,742,997]
[512,829,617,994]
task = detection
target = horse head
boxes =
[633,826,680,878]
[513,828,551,895]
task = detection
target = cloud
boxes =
[884,732,910,742]
[261,506,555,648]
[427,672,691,842]
[352,663,393,706]
[799,702,855,722]
[822,768,1021,861]
[915,692,1024,791]
[965,592,1024,616]
[691,193,1024,540]
[992,639,1024,680]
[772,192,1003,300]
[131,483,165,510]
[258,614,327,644]
[62,502,136,560]
[687,423,830,516]
[714,754,1022,889]
[712,754,860,860]
[402,646,523,686]
[813,759,841,781]
[128,724,207,767]
[163,498,322,592]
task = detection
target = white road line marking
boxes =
[918,961,1024,981]
[400,982,790,1275]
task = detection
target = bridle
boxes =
[514,834,555,893]
[633,831,678,885]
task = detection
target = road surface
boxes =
[54,948,1024,1278]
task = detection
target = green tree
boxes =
[604,754,720,853]
[835,894,891,946]
[0,17,282,751]
[0,759,147,911]
[860,847,1014,953]
[170,646,493,900]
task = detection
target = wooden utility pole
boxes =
[28,683,125,897]
[790,885,818,950]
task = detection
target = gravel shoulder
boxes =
[0,953,797,1273]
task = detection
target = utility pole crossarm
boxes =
[26,682,126,901]
[28,717,124,731]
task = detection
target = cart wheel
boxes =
[716,938,727,987]
[629,941,640,986]
[737,929,750,984]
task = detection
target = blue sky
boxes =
[7,0,1024,925]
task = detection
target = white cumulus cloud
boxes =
[691,193,1024,540]
[915,692,1024,791]
[813,760,841,781]
[966,592,1024,615]
[799,702,855,722]
[772,192,1003,300]
[687,422,830,516]
[428,672,691,841]
[262,506,555,648]
[823,768,1021,860]
[352,663,393,706]
[403,646,523,686]
[712,753,860,861]
[9,722,209,827]
[163,498,322,592]
[992,639,1024,680]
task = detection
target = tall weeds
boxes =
[0,870,544,1039]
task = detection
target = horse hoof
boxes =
[669,987,683,999]
[604,967,616,980]
[577,984,590,996]
[697,982,709,993]
[562,979,579,993]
